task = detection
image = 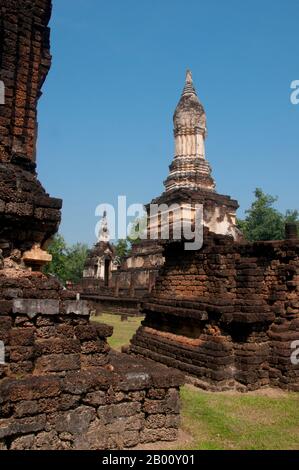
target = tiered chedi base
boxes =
[0,271,183,450]
[148,187,240,241]
[130,230,299,392]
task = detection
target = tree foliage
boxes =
[114,239,130,261]
[127,215,147,245]
[237,188,298,241]
[113,215,148,262]
[44,234,88,285]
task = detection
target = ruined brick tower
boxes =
[0,0,52,162]
[0,0,61,268]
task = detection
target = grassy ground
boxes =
[180,386,299,450]
[92,313,299,450]
[93,312,143,351]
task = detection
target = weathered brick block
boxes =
[0,415,46,439]
[62,369,111,395]
[83,390,107,407]
[74,325,98,341]
[145,413,166,429]
[97,402,141,424]
[9,346,34,362]
[34,338,81,356]
[0,301,12,315]
[63,301,90,316]
[122,431,140,448]
[140,427,178,443]
[105,414,144,433]
[51,406,96,434]
[35,354,81,373]
[0,316,12,342]
[12,299,59,318]
[9,328,35,346]
[0,376,61,403]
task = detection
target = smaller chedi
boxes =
[82,212,117,292]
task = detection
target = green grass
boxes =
[180,386,299,450]
[92,312,299,450]
[92,312,143,351]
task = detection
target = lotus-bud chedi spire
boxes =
[149,69,239,241]
[164,69,215,192]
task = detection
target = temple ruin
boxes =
[75,64,299,393]
[128,74,299,392]
[80,71,241,312]
[0,0,183,450]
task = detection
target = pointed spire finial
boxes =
[186,69,193,84]
[182,69,197,96]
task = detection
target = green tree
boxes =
[44,234,68,282]
[237,188,298,241]
[65,242,89,284]
[114,239,130,261]
[112,215,148,263]
[127,215,147,245]
[44,234,88,285]
[285,209,299,223]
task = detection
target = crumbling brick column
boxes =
[0,0,61,260]
[0,0,52,163]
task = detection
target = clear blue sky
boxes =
[37,0,299,246]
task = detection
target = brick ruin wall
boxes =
[0,273,182,450]
[130,230,299,392]
[110,240,164,299]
